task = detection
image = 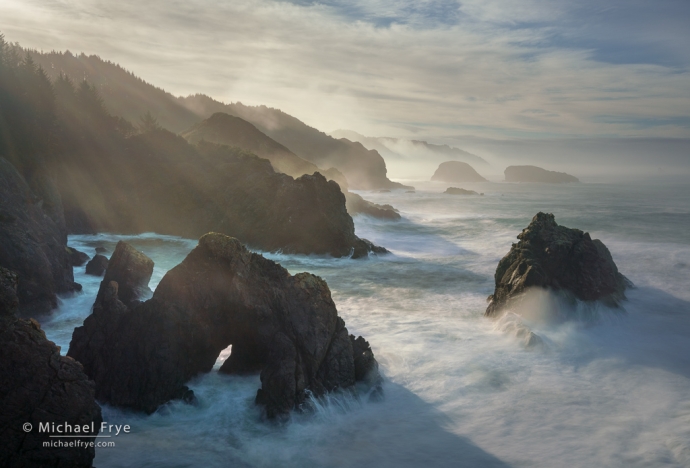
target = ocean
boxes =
[41,179,690,467]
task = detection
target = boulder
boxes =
[66,247,90,267]
[100,241,153,307]
[0,158,80,316]
[68,234,382,418]
[504,165,579,183]
[444,187,479,195]
[0,267,102,468]
[486,212,630,317]
[85,255,109,277]
[431,161,487,183]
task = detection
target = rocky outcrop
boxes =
[54,133,384,258]
[0,266,102,468]
[485,213,630,317]
[504,165,579,183]
[444,187,479,195]
[345,192,400,220]
[99,241,153,307]
[68,234,382,418]
[0,158,80,316]
[85,255,108,277]
[432,161,487,183]
[66,247,90,267]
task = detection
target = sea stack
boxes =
[431,161,487,183]
[504,165,579,183]
[68,234,382,419]
[485,212,630,317]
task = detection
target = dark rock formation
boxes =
[68,234,382,418]
[431,161,487,183]
[100,241,153,307]
[485,213,630,317]
[85,255,109,277]
[67,247,90,267]
[444,187,479,195]
[0,158,80,316]
[504,165,579,183]
[94,247,107,254]
[345,192,400,220]
[54,132,383,257]
[352,238,389,260]
[0,266,102,468]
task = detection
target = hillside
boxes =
[179,96,411,190]
[182,112,321,179]
[330,130,492,179]
[26,49,407,191]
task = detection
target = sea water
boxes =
[40,180,690,467]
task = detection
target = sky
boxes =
[1,0,690,152]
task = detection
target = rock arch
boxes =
[68,234,380,418]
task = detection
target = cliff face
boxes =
[52,130,383,257]
[504,165,579,183]
[0,267,102,468]
[0,158,80,316]
[68,236,381,419]
[431,161,487,183]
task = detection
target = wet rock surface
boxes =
[0,266,102,468]
[486,212,630,317]
[68,234,382,418]
[85,254,109,277]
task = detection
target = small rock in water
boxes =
[85,254,109,276]
[444,187,479,195]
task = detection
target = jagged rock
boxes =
[100,241,153,307]
[345,192,400,220]
[432,161,487,183]
[504,165,579,183]
[66,247,90,267]
[0,158,80,316]
[445,187,479,195]
[68,234,382,418]
[0,266,102,468]
[486,213,630,317]
[352,239,389,260]
[85,255,109,277]
[94,247,107,254]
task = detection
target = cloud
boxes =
[1,0,688,141]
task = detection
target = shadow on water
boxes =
[94,376,513,468]
[297,380,513,468]
[552,286,690,382]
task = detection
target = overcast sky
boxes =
[2,0,690,144]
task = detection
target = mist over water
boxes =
[42,180,690,467]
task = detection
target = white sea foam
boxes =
[39,181,690,467]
